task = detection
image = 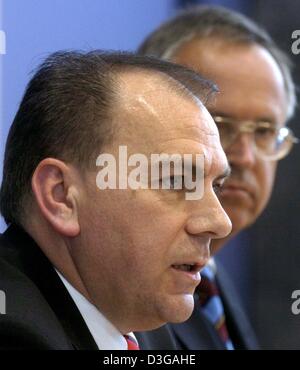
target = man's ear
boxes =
[31,158,80,237]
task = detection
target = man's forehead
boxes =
[174,38,287,122]
[106,70,227,182]
[114,69,217,140]
[116,69,196,113]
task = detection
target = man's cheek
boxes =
[263,164,277,196]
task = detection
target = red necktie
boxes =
[124,334,140,350]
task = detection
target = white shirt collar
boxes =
[207,257,217,274]
[55,269,137,350]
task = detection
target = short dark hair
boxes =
[138,5,296,119]
[0,50,217,226]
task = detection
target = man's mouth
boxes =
[170,262,203,286]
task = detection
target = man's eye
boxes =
[255,127,276,137]
[213,182,223,195]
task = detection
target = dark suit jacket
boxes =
[0,224,176,350]
[168,263,260,350]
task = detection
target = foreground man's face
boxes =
[72,71,232,332]
[174,39,287,251]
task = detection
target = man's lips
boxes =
[171,261,207,284]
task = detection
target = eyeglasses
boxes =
[213,115,299,161]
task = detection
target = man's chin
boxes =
[132,294,195,331]
[162,293,195,324]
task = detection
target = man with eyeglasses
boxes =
[137,6,298,349]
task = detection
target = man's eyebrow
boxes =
[214,166,231,182]
[256,117,277,125]
[186,164,231,181]
[211,111,277,125]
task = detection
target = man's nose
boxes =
[225,133,256,168]
[185,192,232,240]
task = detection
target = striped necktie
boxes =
[124,334,140,350]
[197,265,234,350]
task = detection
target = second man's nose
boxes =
[225,133,256,168]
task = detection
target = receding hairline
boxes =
[157,33,294,121]
[114,67,209,110]
[161,31,264,60]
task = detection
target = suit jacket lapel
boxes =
[170,262,260,350]
[135,325,178,350]
[170,295,225,350]
[216,262,260,350]
[2,225,99,350]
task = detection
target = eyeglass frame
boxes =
[212,115,299,161]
